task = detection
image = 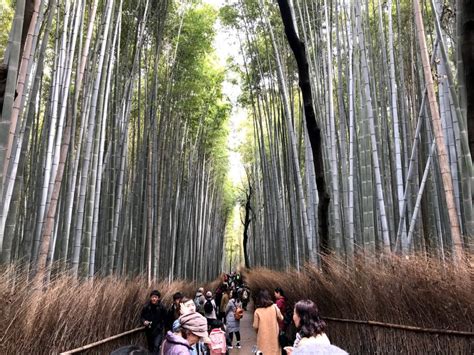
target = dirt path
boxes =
[229,302,257,354]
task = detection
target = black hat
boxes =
[150,290,161,298]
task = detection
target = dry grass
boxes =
[1,257,472,354]
[0,266,208,354]
[244,255,474,354]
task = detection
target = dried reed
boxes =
[244,255,473,354]
[0,266,207,354]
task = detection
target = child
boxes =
[208,320,228,354]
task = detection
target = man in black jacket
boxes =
[141,290,167,354]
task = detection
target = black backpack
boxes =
[204,299,214,314]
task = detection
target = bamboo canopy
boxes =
[0,0,471,281]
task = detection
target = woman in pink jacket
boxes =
[161,312,209,355]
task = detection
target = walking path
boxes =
[230,302,257,354]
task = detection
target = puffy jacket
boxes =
[161,331,192,355]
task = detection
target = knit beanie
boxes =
[179,312,208,338]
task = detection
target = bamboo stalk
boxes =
[413,0,464,263]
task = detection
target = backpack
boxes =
[234,306,244,320]
[194,295,204,314]
[209,328,227,354]
[204,299,214,314]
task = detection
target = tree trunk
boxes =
[242,184,252,269]
[276,0,330,254]
[413,0,464,263]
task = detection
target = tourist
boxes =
[180,297,197,315]
[140,290,167,354]
[171,297,196,333]
[167,292,183,330]
[194,287,206,315]
[219,286,229,323]
[253,289,283,354]
[161,312,209,355]
[214,282,225,317]
[225,290,243,349]
[204,291,218,329]
[275,287,290,349]
[284,300,347,354]
[172,297,208,355]
[240,285,250,311]
[208,319,227,354]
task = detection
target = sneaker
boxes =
[228,345,233,349]
[236,343,241,349]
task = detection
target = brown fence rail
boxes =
[59,326,146,354]
[323,317,474,337]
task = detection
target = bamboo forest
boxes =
[0,0,473,353]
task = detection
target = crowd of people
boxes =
[139,272,248,355]
[138,272,346,355]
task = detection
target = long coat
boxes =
[253,304,283,355]
[220,293,229,314]
[225,298,242,333]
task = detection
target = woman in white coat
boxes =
[284,300,347,355]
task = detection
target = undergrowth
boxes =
[244,255,473,354]
[0,267,201,354]
[1,256,472,354]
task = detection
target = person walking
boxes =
[214,283,225,316]
[171,297,197,333]
[253,289,283,355]
[140,290,167,354]
[204,291,218,329]
[208,320,227,355]
[194,287,206,315]
[167,292,183,330]
[161,312,209,355]
[240,286,250,311]
[219,287,229,323]
[284,300,347,355]
[225,290,243,349]
[274,287,290,350]
[172,297,208,355]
